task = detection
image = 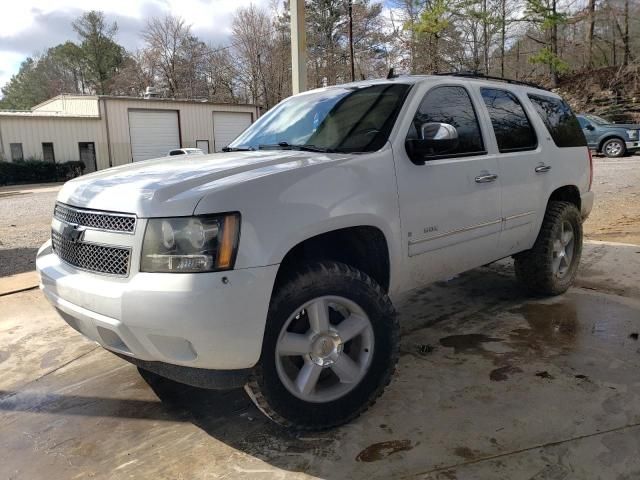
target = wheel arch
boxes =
[598,135,625,152]
[274,225,391,293]
[548,185,581,211]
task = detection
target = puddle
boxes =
[355,440,413,462]
[509,301,579,351]
[439,334,502,354]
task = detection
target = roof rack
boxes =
[434,71,548,91]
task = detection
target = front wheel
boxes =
[514,201,583,296]
[245,261,399,430]
[602,138,626,158]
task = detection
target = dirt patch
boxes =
[490,365,523,381]
[355,440,414,462]
[535,371,555,380]
[584,157,640,245]
[453,446,481,460]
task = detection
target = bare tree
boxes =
[142,15,203,98]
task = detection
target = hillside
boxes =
[554,65,640,122]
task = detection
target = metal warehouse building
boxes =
[0,95,259,172]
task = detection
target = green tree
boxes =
[415,0,452,73]
[0,58,49,110]
[525,0,568,86]
[72,10,125,94]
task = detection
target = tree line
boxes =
[0,0,638,111]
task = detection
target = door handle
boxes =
[535,165,552,173]
[475,173,498,183]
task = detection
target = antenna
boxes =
[386,67,396,79]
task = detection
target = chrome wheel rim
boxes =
[275,296,374,403]
[605,141,623,156]
[552,221,575,278]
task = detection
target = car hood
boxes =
[58,150,350,217]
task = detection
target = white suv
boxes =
[37,74,594,430]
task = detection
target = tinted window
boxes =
[528,94,587,148]
[408,86,484,156]
[481,88,537,152]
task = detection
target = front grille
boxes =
[51,231,130,276]
[54,203,136,233]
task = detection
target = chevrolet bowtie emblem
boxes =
[61,223,86,243]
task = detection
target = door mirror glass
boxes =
[406,122,459,163]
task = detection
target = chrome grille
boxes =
[54,202,136,233]
[51,231,130,276]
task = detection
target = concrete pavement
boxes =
[0,242,639,479]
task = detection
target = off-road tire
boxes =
[601,138,626,158]
[245,261,399,430]
[514,201,582,296]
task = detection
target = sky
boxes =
[0,0,272,91]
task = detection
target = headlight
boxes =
[141,213,240,273]
[626,129,638,139]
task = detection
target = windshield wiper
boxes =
[222,146,254,152]
[258,142,337,153]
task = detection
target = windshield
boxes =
[585,114,610,125]
[228,83,411,153]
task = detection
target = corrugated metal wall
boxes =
[0,115,107,166]
[0,97,259,170]
[103,99,258,166]
[32,96,100,116]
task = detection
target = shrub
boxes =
[0,160,86,185]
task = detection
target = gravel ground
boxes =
[585,155,640,244]
[0,189,58,276]
[0,156,638,277]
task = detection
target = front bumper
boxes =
[37,241,278,371]
[626,141,640,151]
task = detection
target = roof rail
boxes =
[434,71,548,91]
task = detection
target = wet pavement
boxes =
[1,242,639,479]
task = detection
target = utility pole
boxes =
[291,0,307,94]
[348,0,355,82]
[483,0,489,75]
[500,0,506,77]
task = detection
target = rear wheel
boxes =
[602,138,626,158]
[245,261,399,430]
[514,201,582,296]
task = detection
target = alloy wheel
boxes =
[274,296,374,403]
[552,220,575,278]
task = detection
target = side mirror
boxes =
[585,124,595,131]
[405,122,459,165]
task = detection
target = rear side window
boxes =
[409,85,485,156]
[481,88,537,152]
[528,94,587,148]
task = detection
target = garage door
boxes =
[213,112,252,152]
[129,110,180,162]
